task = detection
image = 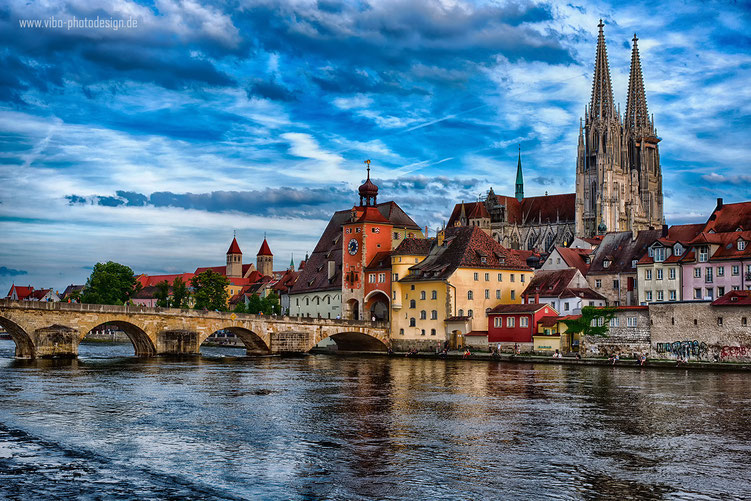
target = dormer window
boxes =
[631,259,638,268]
[674,244,683,256]
[698,246,709,262]
[654,247,666,262]
[481,257,487,264]
[603,259,611,269]
[739,239,747,251]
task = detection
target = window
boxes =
[378,273,386,283]
[393,232,399,240]
[369,274,376,283]
[431,329,437,336]
[718,286,725,297]
[411,285,415,290]
[520,275,525,283]
[393,273,399,281]
[468,290,473,300]
[564,302,570,311]
[420,310,426,320]
[698,247,709,262]
[474,272,479,281]
[742,317,748,326]
[431,310,438,320]
[510,274,515,282]
[458,309,464,316]
[669,290,676,301]
[480,257,487,264]
[603,260,611,269]
[420,291,426,300]
[717,267,724,277]
[732,265,740,276]
[694,268,701,278]
[409,299,416,309]
[511,290,516,300]
[739,240,747,251]
[627,316,637,327]
[632,259,638,268]
[421,329,426,336]
[613,280,619,289]
[733,285,741,291]
[497,273,503,281]
[468,309,473,317]
[507,317,515,328]
[656,269,663,280]
[609,317,619,327]
[485,273,490,281]
[705,267,713,283]
[520,316,528,327]
[657,290,664,301]
[431,290,437,300]
[485,289,490,299]
[669,268,676,280]
[409,318,416,327]
[399,328,404,335]
[494,317,502,328]
[694,288,702,299]
[654,247,666,262]
[645,291,652,301]
[706,288,714,300]
[496,290,501,299]
[646,270,652,280]
[595,279,602,288]
[717,317,723,326]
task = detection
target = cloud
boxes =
[0,266,28,277]
[701,173,751,185]
[246,78,297,102]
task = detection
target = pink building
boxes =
[681,231,751,300]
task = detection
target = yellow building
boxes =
[390,226,533,351]
[534,316,579,353]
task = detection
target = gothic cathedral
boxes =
[575,21,664,237]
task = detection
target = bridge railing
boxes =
[0,299,389,329]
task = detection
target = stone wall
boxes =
[582,309,650,357]
[649,302,751,362]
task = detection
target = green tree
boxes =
[562,306,619,337]
[262,292,281,315]
[81,261,140,305]
[171,276,189,309]
[154,280,171,308]
[190,270,229,311]
[246,293,263,314]
[233,302,247,314]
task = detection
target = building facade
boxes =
[575,22,663,237]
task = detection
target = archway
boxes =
[325,331,388,352]
[0,316,35,359]
[346,299,360,320]
[364,290,389,322]
[202,327,269,355]
[81,321,156,357]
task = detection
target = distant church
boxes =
[575,21,664,237]
[449,21,664,248]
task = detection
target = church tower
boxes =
[575,21,663,237]
[257,237,273,277]
[226,236,243,278]
[515,146,524,203]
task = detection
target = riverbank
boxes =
[311,348,751,371]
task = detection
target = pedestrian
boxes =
[497,342,501,353]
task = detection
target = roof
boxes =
[227,237,242,255]
[366,251,392,270]
[28,289,53,300]
[703,200,751,233]
[523,268,579,298]
[684,230,751,261]
[465,330,488,337]
[355,206,391,224]
[271,268,300,294]
[447,193,576,227]
[61,284,84,297]
[587,230,662,275]
[400,226,530,283]
[560,288,606,300]
[7,285,35,300]
[137,273,195,288]
[445,315,471,322]
[257,238,273,256]
[553,246,592,275]
[393,237,433,256]
[667,223,704,243]
[488,303,557,314]
[711,290,751,306]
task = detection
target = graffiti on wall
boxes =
[655,340,708,358]
[720,345,751,360]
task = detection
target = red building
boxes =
[487,303,559,344]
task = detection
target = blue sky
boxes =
[1,0,750,294]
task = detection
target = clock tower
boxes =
[341,161,393,320]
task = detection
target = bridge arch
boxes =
[201,327,270,354]
[0,315,35,359]
[317,330,389,352]
[80,320,156,357]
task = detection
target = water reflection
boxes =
[0,340,750,500]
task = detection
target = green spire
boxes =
[289,253,295,270]
[515,145,524,203]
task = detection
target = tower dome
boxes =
[358,159,378,206]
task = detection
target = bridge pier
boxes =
[157,330,201,355]
[34,325,78,358]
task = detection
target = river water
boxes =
[0,339,750,500]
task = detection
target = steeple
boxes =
[625,34,650,133]
[226,236,243,278]
[589,20,616,120]
[289,253,295,270]
[515,145,524,203]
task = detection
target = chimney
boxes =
[425,225,428,237]
[661,224,669,238]
[716,197,723,210]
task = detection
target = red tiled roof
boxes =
[28,289,52,300]
[523,268,578,298]
[137,273,195,288]
[445,315,471,322]
[393,237,433,256]
[560,288,606,300]
[7,285,35,300]
[227,237,242,255]
[466,330,488,336]
[555,247,592,275]
[194,265,227,275]
[355,206,391,224]
[366,251,392,270]
[447,193,576,227]
[637,255,654,265]
[703,200,751,233]
[711,290,751,306]
[489,303,556,314]
[468,202,489,219]
[686,230,751,260]
[538,317,561,327]
[257,238,272,256]
[667,223,704,243]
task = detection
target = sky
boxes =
[1,0,750,294]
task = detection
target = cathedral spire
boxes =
[625,33,650,133]
[515,145,524,203]
[589,20,616,120]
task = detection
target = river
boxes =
[0,339,750,500]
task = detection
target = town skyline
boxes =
[1,0,750,294]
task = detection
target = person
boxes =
[639,354,647,366]
[611,353,619,365]
[463,348,471,359]
[372,315,376,322]
[492,349,501,360]
[575,353,581,360]
[553,349,562,359]
[336,314,340,320]
[514,343,520,355]
[497,343,501,353]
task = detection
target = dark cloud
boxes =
[531,176,556,186]
[0,266,27,277]
[115,191,148,206]
[246,78,297,101]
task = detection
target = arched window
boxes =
[467,290,473,300]
[458,309,464,316]
[306,298,309,305]
[409,318,416,327]
[468,309,473,317]
[420,291,426,300]
[545,232,554,251]
[410,299,416,309]
[420,310,426,320]
[431,310,437,320]
[430,329,436,336]
[421,329,426,336]
[591,181,597,210]
[431,290,437,300]
[399,328,404,335]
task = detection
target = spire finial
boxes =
[364,159,371,179]
[233,229,236,238]
[598,18,604,30]
[633,33,638,43]
[264,231,266,239]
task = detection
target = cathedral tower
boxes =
[575,21,663,237]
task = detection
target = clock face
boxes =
[348,238,359,255]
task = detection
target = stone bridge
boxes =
[0,300,390,359]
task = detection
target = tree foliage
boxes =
[81,261,140,305]
[190,270,229,311]
[171,276,189,309]
[233,302,247,314]
[562,306,619,337]
[244,292,281,315]
[154,280,171,308]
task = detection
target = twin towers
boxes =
[574,20,664,237]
